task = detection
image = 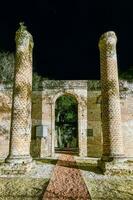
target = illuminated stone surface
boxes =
[0,29,132,178]
[99,31,124,159]
[6,23,34,164]
[43,154,91,200]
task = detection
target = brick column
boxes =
[99,31,124,160]
[6,23,34,164]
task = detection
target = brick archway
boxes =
[51,91,87,157]
[54,94,78,152]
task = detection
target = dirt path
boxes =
[43,153,91,200]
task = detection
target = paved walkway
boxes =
[43,153,91,200]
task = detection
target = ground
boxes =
[0,154,132,199]
[84,174,133,199]
[80,165,133,199]
[43,154,91,199]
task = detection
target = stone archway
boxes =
[51,91,87,157]
[54,94,78,153]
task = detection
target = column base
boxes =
[98,156,133,175]
[101,154,126,162]
[5,155,32,164]
[0,155,33,175]
[0,161,34,176]
[79,149,87,158]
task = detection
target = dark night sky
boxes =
[0,0,133,79]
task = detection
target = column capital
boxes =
[99,31,117,57]
[15,22,34,52]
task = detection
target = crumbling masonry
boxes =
[0,25,133,175]
[6,23,34,165]
[99,31,124,160]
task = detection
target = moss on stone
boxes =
[0,177,49,199]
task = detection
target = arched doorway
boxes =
[54,94,78,154]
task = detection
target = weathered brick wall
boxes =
[0,81,133,160]
[121,95,133,157]
[35,80,88,157]
[87,91,102,157]
[120,82,133,157]
[31,91,42,157]
[0,86,12,160]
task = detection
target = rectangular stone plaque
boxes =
[36,125,48,138]
[87,129,93,137]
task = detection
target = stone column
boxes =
[6,23,34,164]
[99,31,124,160]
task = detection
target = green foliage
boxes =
[55,95,77,124]
[119,67,133,82]
[87,80,101,90]
[0,51,48,87]
[32,72,42,89]
[32,73,49,90]
[55,95,78,148]
[0,52,15,84]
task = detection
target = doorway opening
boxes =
[55,94,78,154]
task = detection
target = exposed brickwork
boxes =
[0,83,133,160]
[32,82,88,158]
[99,31,124,159]
[87,91,102,157]
[6,23,34,164]
[43,153,91,199]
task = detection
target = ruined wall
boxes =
[0,85,12,160]
[31,91,42,157]
[120,81,133,157]
[31,80,88,157]
[87,90,102,157]
[0,81,133,160]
